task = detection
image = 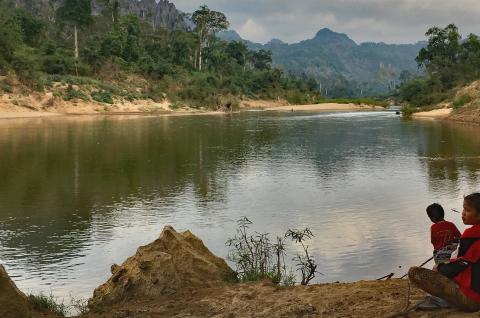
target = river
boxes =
[0,111,479,300]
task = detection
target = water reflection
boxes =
[416,122,480,193]
[0,113,479,299]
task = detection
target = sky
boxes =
[171,0,480,45]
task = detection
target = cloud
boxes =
[171,0,480,44]
[238,19,268,42]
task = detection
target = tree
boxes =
[0,5,22,67]
[101,0,120,25]
[249,49,272,70]
[416,24,461,88]
[226,41,249,71]
[57,0,93,59]
[191,5,229,71]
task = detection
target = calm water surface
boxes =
[0,111,480,300]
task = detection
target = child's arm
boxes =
[438,239,480,278]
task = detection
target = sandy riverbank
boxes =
[266,103,383,112]
[0,94,384,120]
[240,99,383,112]
[0,91,227,120]
[412,108,453,120]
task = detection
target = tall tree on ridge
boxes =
[57,0,93,59]
[191,5,229,71]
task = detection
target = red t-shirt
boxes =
[431,220,461,250]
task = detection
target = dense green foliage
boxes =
[0,1,320,108]
[397,24,480,108]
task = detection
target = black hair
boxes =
[465,193,480,214]
[426,203,445,222]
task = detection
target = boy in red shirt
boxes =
[409,193,480,312]
[427,203,461,264]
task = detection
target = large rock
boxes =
[0,265,32,318]
[89,226,236,310]
[10,0,189,31]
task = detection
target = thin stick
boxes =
[377,273,394,281]
[400,256,434,279]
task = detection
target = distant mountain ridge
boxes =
[11,0,189,30]
[218,29,425,97]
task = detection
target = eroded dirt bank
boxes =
[4,226,480,317]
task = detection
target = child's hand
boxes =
[432,265,438,272]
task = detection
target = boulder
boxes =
[0,265,32,318]
[89,226,236,310]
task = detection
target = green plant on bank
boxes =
[285,228,319,286]
[401,105,417,118]
[91,91,113,104]
[28,293,68,316]
[28,292,89,316]
[452,94,473,110]
[1,82,13,93]
[63,84,89,101]
[226,217,319,286]
[69,294,89,316]
[169,101,187,110]
[226,217,293,285]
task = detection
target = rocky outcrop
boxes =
[93,0,189,30]
[0,265,32,318]
[88,226,236,311]
[10,0,189,30]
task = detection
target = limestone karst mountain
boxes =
[218,29,425,97]
[10,0,189,30]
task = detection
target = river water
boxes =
[0,111,479,300]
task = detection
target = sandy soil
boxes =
[239,99,290,109]
[413,108,453,120]
[264,103,383,112]
[84,279,480,318]
[0,92,227,120]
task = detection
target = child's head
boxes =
[463,193,480,225]
[426,203,444,223]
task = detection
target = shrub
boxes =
[91,91,114,104]
[226,217,289,285]
[1,82,13,93]
[453,94,473,109]
[28,293,67,316]
[401,105,417,118]
[226,217,318,286]
[285,229,319,286]
[63,85,89,101]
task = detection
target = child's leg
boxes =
[408,267,480,312]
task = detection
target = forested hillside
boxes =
[397,24,480,119]
[0,0,320,110]
[219,29,425,98]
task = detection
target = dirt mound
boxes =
[89,226,236,311]
[0,265,32,318]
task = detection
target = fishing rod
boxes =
[400,256,434,279]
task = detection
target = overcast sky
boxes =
[171,0,480,44]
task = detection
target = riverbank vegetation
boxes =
[0,1,320,110]
[396,24,480,118]
[226,217,318,286]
